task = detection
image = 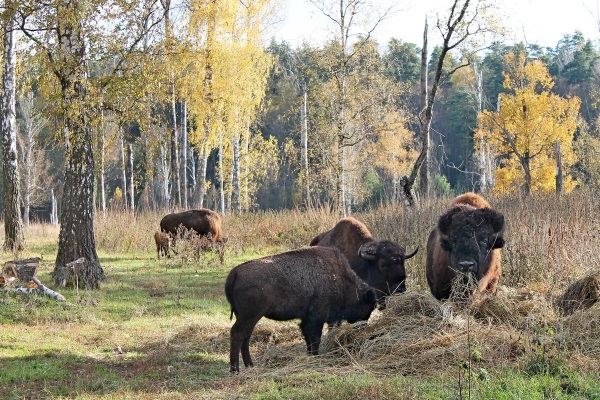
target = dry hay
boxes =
[560,303,600,360]
[470,285,556,330]
[557,271,600,316]
[256,288,569,376]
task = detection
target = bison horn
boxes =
[404,246,419,260]
[358,243,378,261]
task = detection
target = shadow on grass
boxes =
[2,345,229,399]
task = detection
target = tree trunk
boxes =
[418,18,430,199]
[53,12,104,289]
[301,88,309,205]
[50,188,58,226]
[219,133,225,215]
[127,142,134,212]
[118,128,127,209]
[181,100,188,209]
[160,141,170,207]
[98,114,106,218]
[170,91,181,208]
[556,140,563,196]
[2,7,24,251]
[197,145,207,207]
[232,132,241,213]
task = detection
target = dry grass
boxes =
[557,271,600,315]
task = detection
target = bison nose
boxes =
[458,260,476,272]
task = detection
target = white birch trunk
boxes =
[118,128,127,209]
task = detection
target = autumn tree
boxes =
[475,52,580,194]
[17,0,166,288]
[308,0,394,215]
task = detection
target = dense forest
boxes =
[1,1,600,282]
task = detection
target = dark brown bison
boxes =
[426,192,505,300]
[159,209,224,243]
[225,246,377,373]
[154,231,172,259]
[310,217,417,303]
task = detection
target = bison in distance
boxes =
[160,209,224,243]
[310,217,417,304]
[426,192,506,300]
[225,246,377,373]
[153,231,172,259]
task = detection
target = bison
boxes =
[426,192,506,300]
[154,231,172,259]
[225,246,377,373]
[310,217,418,303]
[159,208,224,243]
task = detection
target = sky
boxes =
[271,0,600,50]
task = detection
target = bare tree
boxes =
[17,91,49,226]
[309,0,393,215]
[400,0,496,206]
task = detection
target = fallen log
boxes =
[2,258,66,301]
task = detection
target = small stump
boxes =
[3,258,40,283]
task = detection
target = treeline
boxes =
[2,7,600,221]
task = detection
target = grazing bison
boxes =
[154,231,172,259]
[225,246,377,373]
[426,192,506,300]
[159,209,224,243]
[310,217,418,303]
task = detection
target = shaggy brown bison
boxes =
[310,217,418,303]
[154,231,172,259]
[225,246,377,373]
[426,192,505,300]
[159,209,224,243]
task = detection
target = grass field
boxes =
[1,193,599,399]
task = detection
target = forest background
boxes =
[2,0,600,218]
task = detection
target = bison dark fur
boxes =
[225,246,376,373]
[154,231,172,259]
[159,209,224,244]
[310,217,417,303]
[426,192,505,300]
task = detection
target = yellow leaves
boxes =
[368,112,417,180]
[476,51,581,194]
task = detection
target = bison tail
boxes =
[224,269,237,321]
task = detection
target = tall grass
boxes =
[6,190,596,293]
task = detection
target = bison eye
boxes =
[440,239,452,252]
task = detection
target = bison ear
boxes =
[491,237,505,249]
[438,206,462,236]
[488,211,505,234]
[358,242,378,261]
[364,289,376,304]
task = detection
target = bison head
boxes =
[357,240,418,299]
[438,207,505,279]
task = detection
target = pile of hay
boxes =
[257,286,569,375]
[557,271,600,316]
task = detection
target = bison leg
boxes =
[229,317,260,373]
[300,319,324,355]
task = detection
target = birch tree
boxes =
[1,1,24,251]
[17,0,166,289]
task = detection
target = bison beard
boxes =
[426,192,506,300]
[225,247,377,373]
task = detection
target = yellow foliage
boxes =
[475,52,580,194]
[368,112,418,180]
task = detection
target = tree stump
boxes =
[3,258,40,282]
